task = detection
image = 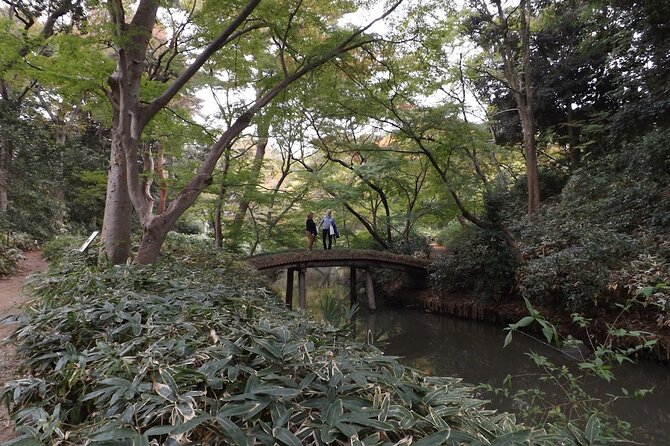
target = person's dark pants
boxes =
[322,229,332,249]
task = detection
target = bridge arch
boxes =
[246,249,431,310]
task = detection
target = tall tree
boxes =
[464,0,541,213]
[97,0,403,264]
[0,0,85,212]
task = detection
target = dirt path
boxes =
[0,251,48,441]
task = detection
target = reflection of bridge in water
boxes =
[246,249,431,310]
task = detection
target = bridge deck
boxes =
[246,249,431,272]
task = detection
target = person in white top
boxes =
[318,209,336,250]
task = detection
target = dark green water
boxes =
[275,269,670,445]
[356,307,670,446]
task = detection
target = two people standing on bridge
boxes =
[318,209,339,250]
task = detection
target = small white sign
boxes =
[78,231,99,252]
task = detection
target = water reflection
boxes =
[360,307,670,446]
[273,269,670,445]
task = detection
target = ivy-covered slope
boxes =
[431,128,670,340]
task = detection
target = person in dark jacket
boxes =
[305,212,317,251]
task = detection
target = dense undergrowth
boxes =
[431,128,670,331]
[0,230,37,277]
[0,235,614,445]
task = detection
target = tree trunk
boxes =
[54,121,67,225]
[228,116,269,249]
[0,135,8,212]
[134,217,171,265]
[100,131,133,264]
[156,145,168,213]
[494,0,540,214]
[519,109,540,213]
[215,146,231,250]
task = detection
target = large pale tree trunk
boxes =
[100,130,132,264]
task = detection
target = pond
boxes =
[359,307,670,446]
[274,268,670,445]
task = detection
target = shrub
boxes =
[1,248,575,445]
[172,219,202,235]
[42,234,89,261]
[516,221,637,313]
[0,244,22,277]
[389,233,431,258]
[430,226,519,302]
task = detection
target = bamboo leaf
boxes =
[216,415,249,446]
[272,427,302,446]
[584,414,601,443]
[325,399,344,427]
[412,430,450,446]
[490,430,532,445]
[89,427,138,442]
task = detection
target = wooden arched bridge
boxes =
[246,249,432,310]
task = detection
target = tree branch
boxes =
[141,0,263,125]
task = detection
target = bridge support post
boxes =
[365,269,376,311]
[350,267,357,306]
[285,268,294,309]
[298,267,307,309]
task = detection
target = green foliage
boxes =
[511,128,670,315]
[626,252,670,327]
[1,243,569,445]
[0,226,38,251]
[0,103,64,241]
[42,234,87,261]
[495,297,657,443]
[316,289,357,328]
[0,244,23,277]
[390,233,432,258]
[516,223,637,312]
[172,219,203,235]
[430,225,519,303]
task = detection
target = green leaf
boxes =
[638,286,655,298]
[2,437,43,446]
[503,330,513,348]
[335,422,360,438]
[444,430,480,445]
[90,427,138,442]
[218,401,263,418]
[325,399,344,427]
[153,382,176,402]
[412,430,450,446]
[146,414,212,437]
[490,430,532,445]
[144,425,175,436]
[584,414,601,443]
[339,412,394,430]
[216,415,249,446]
[515,316,534,328]
[270,404,292,427]
[541,322,554,344]
[251,385,301,398]
[272,427,302,446]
